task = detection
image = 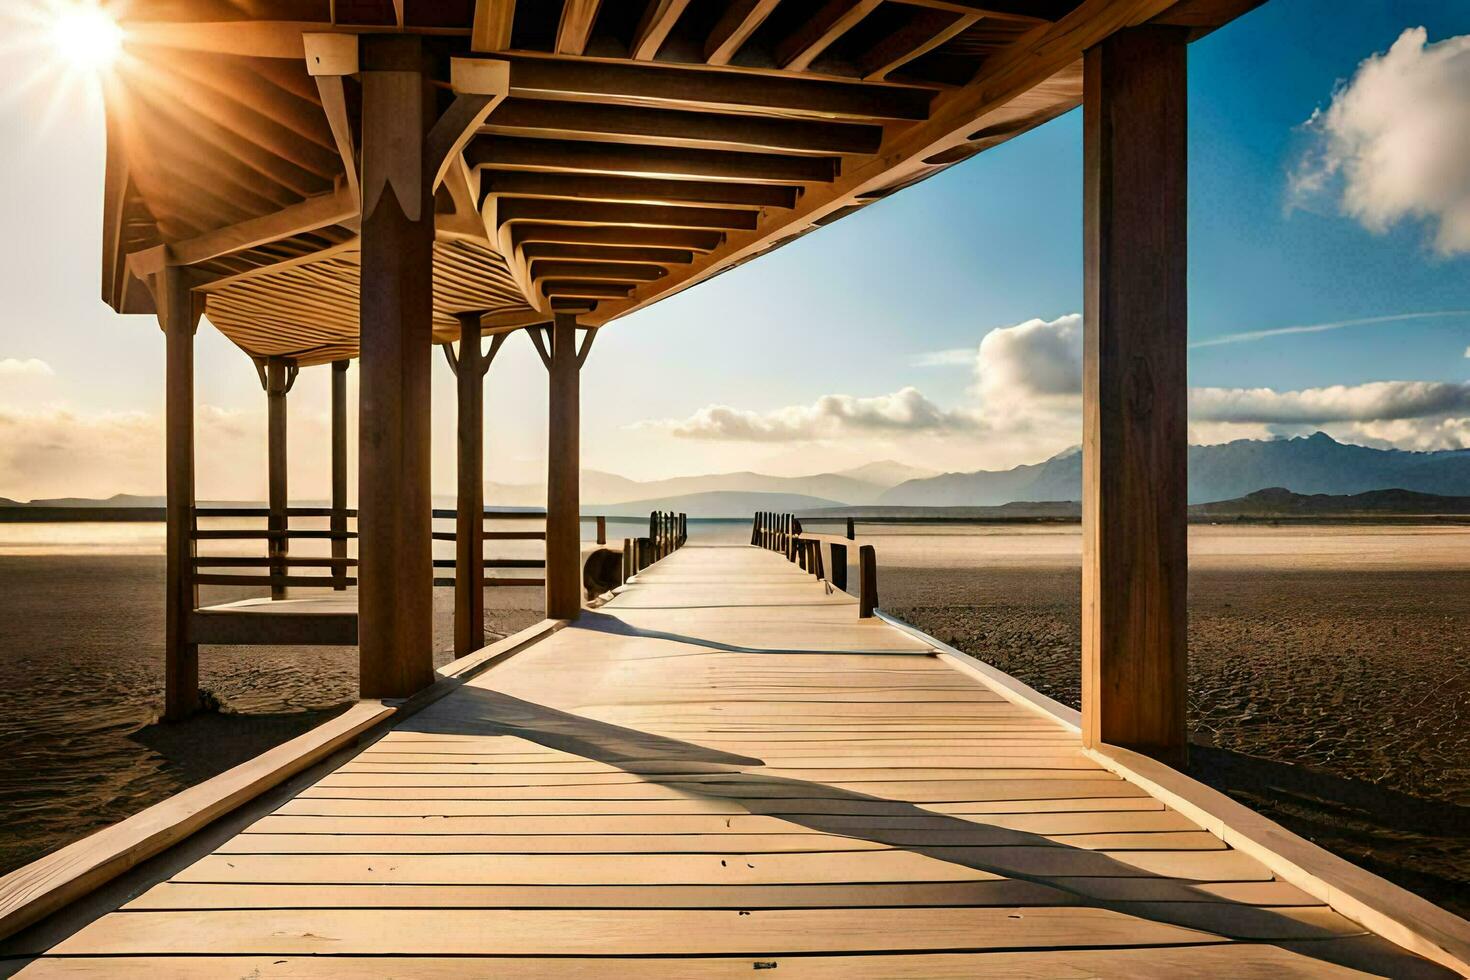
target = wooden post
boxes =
[1082,25,1189,766]
[159,265,201,721]
[453,312,486,659]
[622,537,633,584]
[357,34,436,699]
[263,356,294,600]
[545,312,583,620]
[830,542,848,591]
[846,516,855,540]
[596,515,606,546]
[330,359,349,591]
[858,544,878,618]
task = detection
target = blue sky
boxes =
[0,1,1467,500]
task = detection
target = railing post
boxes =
[830,542,848,591]
[596,515,606,545]
[263,356,294,600]
[621,537,632,583]
[330,359,349,591]
[859,544,878,618]
[846,516,855,540]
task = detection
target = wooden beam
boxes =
[555,0,604,55]
[530,260,668,282]
[904,0,1061,22]
[631,0,692,60]
[481,171,798,209]
[453,312,486,659]
[482,99,883,156]
[543,281,635,299]
[520,242,695,265]
[472,0,516,51]
[158,266,202,722]
[510,223,723,251]
[544,312,582,619]
[330,360,349,591]
[1082,25,1189,766]
[357,35,436,700]
[776,0,883,72]
[496,53,932,121]
[860,9,982,81]
[467,138,835,184]
[166,186,358,268]
[705,0,782,65]
[496,198,760,231]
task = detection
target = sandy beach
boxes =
[1,521,1466,920]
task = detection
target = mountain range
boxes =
[5,435,1468,516]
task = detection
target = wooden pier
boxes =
[3,544,1466,976]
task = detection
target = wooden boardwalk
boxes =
[2,546,1453,977]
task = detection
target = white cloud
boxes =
[1189,380,1470,425]
[1290,28,1470,255]
[636,311,1470,462]
[909,348,973,368]
[652,387,979,443]
[0,357,54,378]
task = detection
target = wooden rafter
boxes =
[630,0,693,61]
[555,0,604,56]
[705,0,783,65]
[481,171,799,209]
[466,138,837,184]
[861,9,983,81]
[777,0,884,72]
[481,100,882,155]
[471,0,516,51]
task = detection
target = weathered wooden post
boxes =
[355,34,438,698]
[596,515,606,546]
[159,265,201,721]
[544,313,591,620]
[622,537,633,583]
[330,359,349,591]
[447,312,502,659]
[830,542,848,591]
[846,516,855,540]
[1082,25,1189,766]
[858,545,878,618]
[261,356,296,600]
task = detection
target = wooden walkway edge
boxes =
[1,545,1466,978]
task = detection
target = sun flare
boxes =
[49,3,123,73]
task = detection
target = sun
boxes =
[49,3,123,73]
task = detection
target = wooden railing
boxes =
[751,511,877,618]
[189,507,610,593]
[619,510,688,584]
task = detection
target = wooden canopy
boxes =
[99,0,1256,366]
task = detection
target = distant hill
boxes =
[880,433,1470,506]
[598,490,845,519]
[1192,487,1470,518]
[488,460,929,508]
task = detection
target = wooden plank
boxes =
[484,171,799,209]
[50,906,1229,955]
[127,877,1321,911]
[5,947,1380,979]
[470,137,835,184]
[1081,25,1189,764]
